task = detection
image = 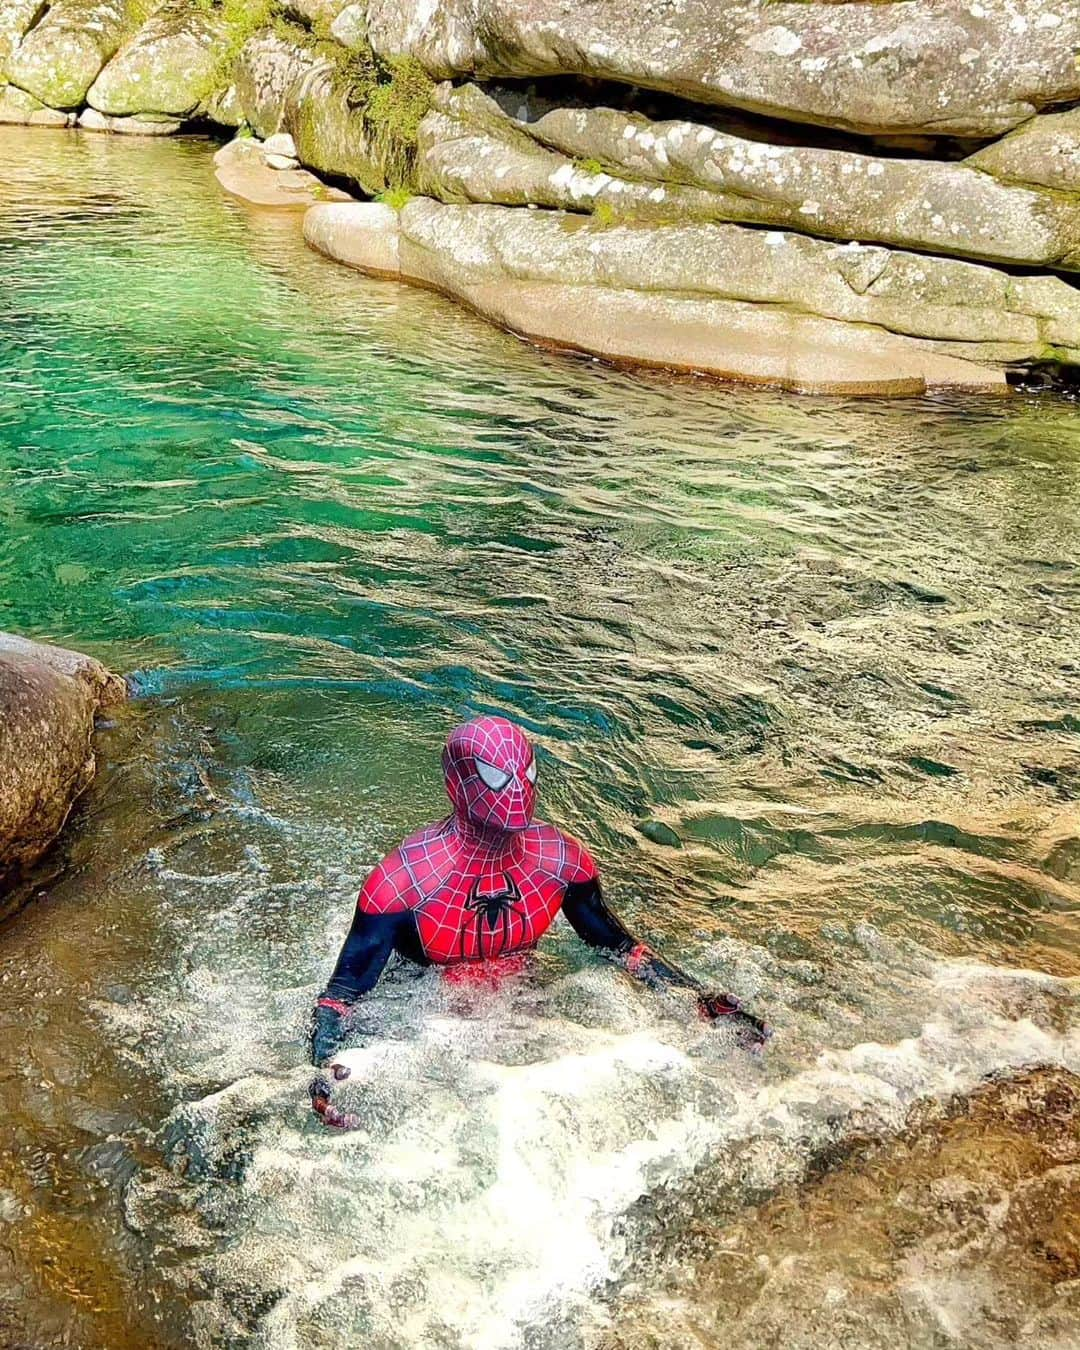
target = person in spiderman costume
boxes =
[308,715,767,1105]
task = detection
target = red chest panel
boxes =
[416,862,566,964]
[358,818,595,967]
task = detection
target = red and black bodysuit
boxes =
[309,716,766,1081]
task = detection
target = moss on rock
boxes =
[7,0,151,109]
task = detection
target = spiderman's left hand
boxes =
[698,991,770,1044]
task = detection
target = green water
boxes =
[1,127,1079,1350]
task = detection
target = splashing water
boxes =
[0,128,1078,1349]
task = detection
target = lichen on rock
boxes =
[87,0,238,117]
[364,0,1080,139]
[417,83,1080,272]
[7,0,153,110]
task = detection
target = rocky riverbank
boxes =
[0,634,125,916]
[2,0,1079,394]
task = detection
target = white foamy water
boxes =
[110,833,1079,1349]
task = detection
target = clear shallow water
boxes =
[0,127,1078,1349]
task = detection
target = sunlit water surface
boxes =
[1,128,1078,1349]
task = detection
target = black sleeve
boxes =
[562,876,769,1042]
[561,877,636,954]
[322,907,421,1003]
[561,876,702,993]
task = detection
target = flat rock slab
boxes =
[304,199,1022,395]
[214,137,352,210]
[0,633,126,892]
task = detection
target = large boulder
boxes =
[231,29,321,140]
[0,0,45,78]
[87,0,233,118]
[366,0,1080,139]
[0,634,126,891]
[305,197,1080,394]
[6,0,150,110]
[229,29,411,195]
[419,84,1080,272]
[969,108,1080,193]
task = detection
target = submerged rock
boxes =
[365,0,1080,139]
[305,197,1080,394]
[6,0,146,110]
[0,633,126,893]
[598,1067,1080,1350]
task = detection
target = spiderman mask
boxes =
[442,715,537,834]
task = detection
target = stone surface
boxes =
[6,0,140,109]
[214,136,352,209]
[229,33,387,192]
[0,0,44,79]
[87,0,230,118]
[225,30,386,197]
[283,64,387,194]
[366,0,1080,139]
[969,108,1080,193]
[231,29,320,140]
[596,1068,1080,1350]
[304,199,402,276]
[78,105,181,134]
[262,131,296,157]
[204,79,242,128]
[420,84,1080,272]
[0,84,76,126]
[305,198,1034,394]
[0,633,126,891]
[281,0,349,24]
[329,3,368,51]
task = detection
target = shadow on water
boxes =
[0,126,1078,1348]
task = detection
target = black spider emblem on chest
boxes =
[461,873,528,960]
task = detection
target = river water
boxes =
[0,127,1078,1349]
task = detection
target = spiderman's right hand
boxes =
[309,999,349,1065]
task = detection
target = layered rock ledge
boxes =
[0,634,126,897]
[2,0,1080,396]
[304,197,1080,394]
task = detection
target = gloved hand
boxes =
[308,1062,362,1130]
[698,990,770,1044]
[309,998,349,1065]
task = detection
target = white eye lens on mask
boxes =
[475,758,512,791]
[525,757,537,784]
